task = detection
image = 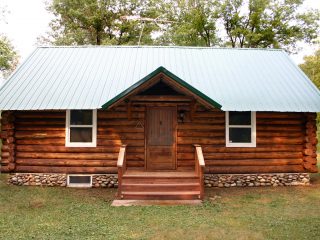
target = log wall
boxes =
[1,105,146,174]
[0,105,318,174]
[0,111,16,172]
[303,113,318,172]
[176,105,317,173]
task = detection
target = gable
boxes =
[138,81,184,96]
[101,66,222,109]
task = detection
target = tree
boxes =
[157,0,219,47]
[0,36,18,78]
[299,48,320,150]
[40,0,161,45]
[157,0,319,50]
[0,5,18,79]
[41,0,319,53]
[299,48,320,89]
[218,0,320,53]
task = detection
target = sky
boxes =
[0,0,319,65]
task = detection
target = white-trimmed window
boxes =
[66,110,97,147]
[226,111,256,147]
[67,175,92,188]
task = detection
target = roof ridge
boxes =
[37,45,283,51]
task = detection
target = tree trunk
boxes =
[96,30,101,45]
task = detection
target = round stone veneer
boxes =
[7,173,118,188]
[204,173,310,188]
[7,173,310,188]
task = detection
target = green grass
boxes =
[1,170,320,240]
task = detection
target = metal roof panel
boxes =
[0,46,319,112]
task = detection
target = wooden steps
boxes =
[121,191,201,200]
[122,183,200,191]
[112,200,203,206]
[119,170,201,200]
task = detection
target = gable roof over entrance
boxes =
[102,66,222,109]
[0,46,319,112]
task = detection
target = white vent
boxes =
[67,175,92,188]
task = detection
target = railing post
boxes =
[194,144,200,176]
[194,144,205,200]
[117,144,127,199]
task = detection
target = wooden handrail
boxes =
[117,144,127,199]
[194,144,205,199]
[117,145,127,168]
[194,145,205,167]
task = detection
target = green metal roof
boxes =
[0,46,319,112]
[102,66,222,109]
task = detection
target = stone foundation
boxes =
[92,174,118,188]
[7,173,118,188]
[7,173,310,188]
[8,173,67,186]
[204,173,310,188]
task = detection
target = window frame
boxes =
[65,109,97,147]
[67,174,93,188]
[225,111,256,147]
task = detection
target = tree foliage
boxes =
[42,0,319,53]
[0,36,18,77]
[299,48,320,89]
[40,0,160,45]
[158,0,319,51]
[0,5,18,79]
[157,0,219,47]
[218,0,319,52]
[299,48,320,150]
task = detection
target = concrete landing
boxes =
[111,199,202,206]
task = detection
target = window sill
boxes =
[65,143,96,148]
[226,143,256,148]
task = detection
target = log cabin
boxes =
[0,46,319,200]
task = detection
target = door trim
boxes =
[145,106,177,171]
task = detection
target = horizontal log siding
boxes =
[0,111,16,172]
[303,113,318,172]
[1,105,146,173]
[176,106,313,173]
[1,106,317,174]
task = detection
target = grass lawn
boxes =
[0,168,319,240]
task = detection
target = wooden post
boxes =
[0,111,16,172]
[117,144,127,199]
[194,144,205,199]
[303,113,318,173]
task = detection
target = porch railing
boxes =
[194,144,205,199]
[117,144,127,199]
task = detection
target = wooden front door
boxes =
[146,107,176,170]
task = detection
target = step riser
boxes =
[122,185,200,192]
[121,194,200,200]
[122,178,199,184]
